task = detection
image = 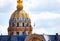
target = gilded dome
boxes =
[8,0,32,35]
[10,10,30,22]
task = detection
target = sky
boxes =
[0,0,60,35]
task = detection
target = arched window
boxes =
[26,23,28,26]
[16,32,19,35]
[17,23,19,27]
[23,23,24,27]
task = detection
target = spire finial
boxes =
[17,0,23,10]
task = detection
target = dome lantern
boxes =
[17,0,23,10]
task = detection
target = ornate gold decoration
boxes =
[17,0,23,10]
[11,10,30,20]
[25,34,44,41]
[10,0,30,19]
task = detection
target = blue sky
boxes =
[0,0,60,35]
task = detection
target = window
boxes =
[23,23,24,27]
[26,23,28,26]
[17,23,19,27]
[23,32,26,35]
[16,32,19,35]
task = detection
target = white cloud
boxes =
[23,0,48,10]
[32,25,60,35]
[30,12,60,21]
[0,13,4,16]
[0,0,8,8]
[29,12,60,35]
[32,28,48,34]
[0,0,60,12]
[56,0,60,3]
[23,0,60,11]
[0,0,16,8]
[0,25,8,35]
[29,12,60,26]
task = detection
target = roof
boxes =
[0,35,27,41]
[0,35,60,41]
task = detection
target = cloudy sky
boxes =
[0,0,60,35]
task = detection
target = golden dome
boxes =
[10,10,30,21]
[8,0,32,36]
